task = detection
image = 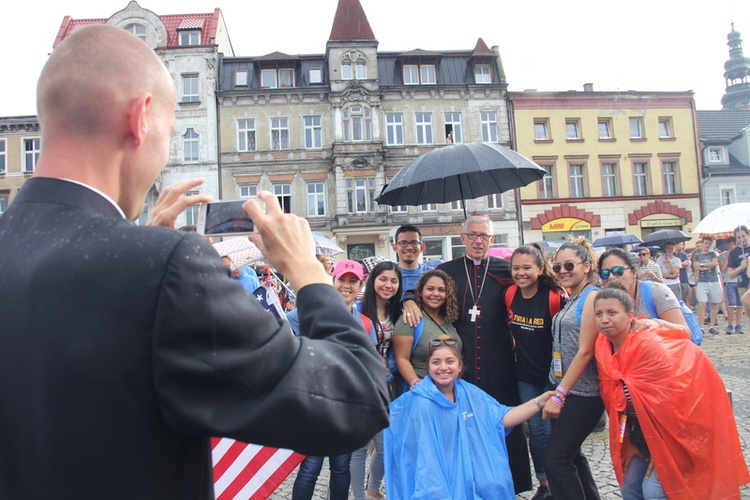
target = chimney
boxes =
[583,83,594,92]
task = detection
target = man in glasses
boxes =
[392,224,427,300]
[437,214,532,494]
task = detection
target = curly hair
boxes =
[556,236,599,285]
[415,269,459,323]
[512,244,565,294]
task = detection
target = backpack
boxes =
[385,318,424,376]
[358,312,373,336]
[504,285,563,349]
[639,281,703,345]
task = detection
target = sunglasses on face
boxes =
[552,261,583,274]
[599,266,630,280]
[429,338,458,347]
[638,252,649,257]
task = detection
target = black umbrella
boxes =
[592,233,643,248]
[641,229,692,249]
[375,143,547,216]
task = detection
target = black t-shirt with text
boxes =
[729,245,750,288]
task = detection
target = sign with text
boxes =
[542,217,592,232]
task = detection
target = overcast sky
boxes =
[1,0,746,117]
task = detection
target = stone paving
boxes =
[271,313,750,499]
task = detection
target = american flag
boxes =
[212,437,305,499]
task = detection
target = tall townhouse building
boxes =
[217,0,517,261]
[51,1,233,225]
[510,87,702,244]
[0,116,40,214]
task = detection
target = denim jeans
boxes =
[518,380,552,482]
[350,431,384,500]
[292,454,352,500]
[621,455,667,500]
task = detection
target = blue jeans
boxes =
[518,380,552,482]
[350,431,384,500]
[292,454,352,500]
[621,455,667,500]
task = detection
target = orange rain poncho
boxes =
[595,327,750,499]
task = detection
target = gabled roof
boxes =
[329,0,375,41]
[254,51,300,62]
[471,38,494,57]
[697,110,750,142]
[398,49,442,58]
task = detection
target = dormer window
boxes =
[474,65,491,84]
[179,30,201,46]
[261,68,295,88]
[124,23,146,42]
[340,50,368,81]
[707,146,726,163]
[403,64,436,85]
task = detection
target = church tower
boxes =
[721,23,750,110]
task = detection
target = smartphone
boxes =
[197,199,262,237]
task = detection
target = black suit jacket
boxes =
[0,178,389,499]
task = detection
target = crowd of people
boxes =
[280,222,750,499]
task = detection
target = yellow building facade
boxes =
[510,90,702,245]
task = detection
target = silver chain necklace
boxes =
[463,257,489,322]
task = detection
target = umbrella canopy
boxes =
[212,237,265,268]
[423,258,444,270]
[312,232,345,257]
[488,247,514,259]
[375,143,547,210]
[641,229,692,249]
[592,233,643,247]
[693,203,750,236]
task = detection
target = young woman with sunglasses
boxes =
[385,336,555,499]
[504,244,566,500]
[351,261,403,500]
[392,269,462,391]
[597,248,689,334]
[542,238,603,500]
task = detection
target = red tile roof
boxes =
[472,38,494,57]
[329,0,375,41]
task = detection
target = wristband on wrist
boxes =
[555,385,569,397]
[533,397,544,411]
[550,395,565,408]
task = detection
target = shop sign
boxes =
[541,217,592,232]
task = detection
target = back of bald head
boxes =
[37,24,172,139]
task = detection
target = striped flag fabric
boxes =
[212,437,305,500]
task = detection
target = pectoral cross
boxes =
[468,305,480,322]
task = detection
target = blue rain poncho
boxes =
[384,377,515,499]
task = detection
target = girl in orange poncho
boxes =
[593,284,749,499]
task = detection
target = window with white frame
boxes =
[274,184,292,213]
[602,163,617,197]
[662,161,677,194]
[184,190,200,225]
[486,193,504,209]
[415,112,433,144]
[237,119,256,152]
[629,117,644,139]
[343,106,372,142]
[303,115,322,149]
[182,74,199,103]
[271,117,290,150]
[356,63,367,79]
[474,65,491,83]
[403,64,436,84]
[235,70,248,86]
[598,119,613,139]
[341,55,367,81]
[444,112,462,143]
[341,63,353,80]
[347,178,375,213]
[450,200,463,211]
[569,164,585,198]
[707,146,725,163]
[421,203,438,212]
[390,205,408,213]
[261,68,295,88]
[385,113,404,145]
[658,118,673,138]
[534,120,550,140]
[124,23,146,42]
[183,129,199,162]
[0,191,8,215]
[0,139,5,174]
[238,185,257,199]
[480,111,498,142]
[539,165,554,199]
[633,162,649,196]
[307,182,326,216]
[565,119,581,140]
[179,30,200,46]
[309,68,323,84]
[720,187,736,206]
[23,138,40,173]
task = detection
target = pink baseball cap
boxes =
[332,259,365,281]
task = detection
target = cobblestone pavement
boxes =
[271,314,750,499]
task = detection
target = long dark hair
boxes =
[511,243,565,294]
[361,261,403,325]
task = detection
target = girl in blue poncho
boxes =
[385,336,554,499]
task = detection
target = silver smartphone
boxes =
[196,199,262,237]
